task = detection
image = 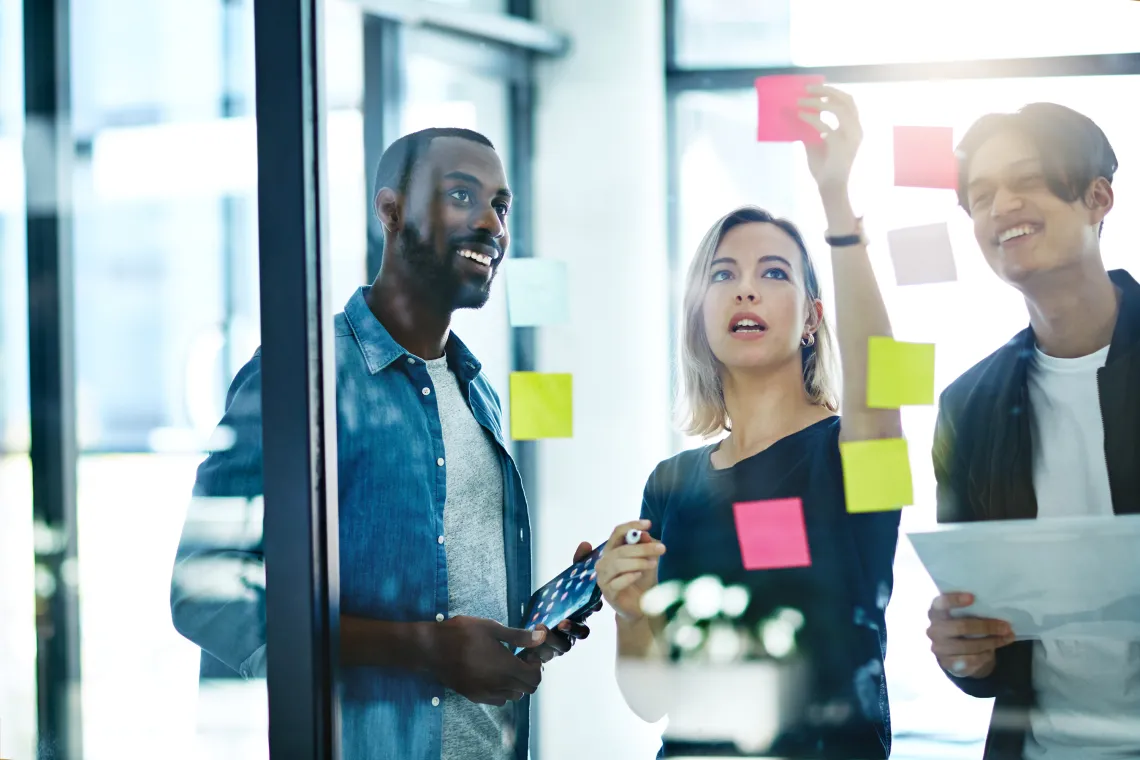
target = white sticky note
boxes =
[887,222,958,287]
[506,259,569,327]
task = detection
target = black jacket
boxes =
[932,268,1140,760]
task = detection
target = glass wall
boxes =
[676,73,1139,755]
[62,0,270,756]
[1,0,35,756]
[4,0,364,757]
[6,1,531,757]
[18,2,1139,759]
[669,4,1140,757]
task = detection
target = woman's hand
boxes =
[596,520,666,623]
[798,84,864,197]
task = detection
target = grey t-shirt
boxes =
[425,356,512,760]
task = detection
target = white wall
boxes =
[530,2,672,758]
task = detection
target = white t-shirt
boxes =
[1024,343,1140,759]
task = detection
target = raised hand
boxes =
[797,84,864,195]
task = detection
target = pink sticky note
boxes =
[894,126,957,189]
[756,75,825,145]
[733,498,811,571]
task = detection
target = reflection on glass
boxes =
[675,75,1140,757]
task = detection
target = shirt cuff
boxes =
[239,644,268,679]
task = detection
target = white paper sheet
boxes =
[907,515,1140,640]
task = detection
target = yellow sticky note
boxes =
[840,438,913,513]
[866,337,935,409]
[510,372,573,440]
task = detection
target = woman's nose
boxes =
[735,293,757,303]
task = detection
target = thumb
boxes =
[491,621,546,649]
[573,541,593,563]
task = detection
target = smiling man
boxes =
[171,128,592,760]
[924,105,1140,759]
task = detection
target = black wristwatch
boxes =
[825,217,865,247]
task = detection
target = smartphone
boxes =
[514,541,607,654]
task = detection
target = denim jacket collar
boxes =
[343,286,483,382]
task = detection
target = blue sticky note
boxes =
[506,259,569,327]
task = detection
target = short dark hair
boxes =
[372,127,495,205]
[955,103,1118,214]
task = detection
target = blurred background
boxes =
[3,0,1139,758]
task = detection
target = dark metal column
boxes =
[252,0,341,758]
[503,8,540,759]
[362,16,405,281]
[23,0,82,756]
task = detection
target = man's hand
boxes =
[425,616,546,706]
[927,592,1016,679]
[521,541,598,665]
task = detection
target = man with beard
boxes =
[171,128,592,760]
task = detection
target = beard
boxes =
[398,224,495,311]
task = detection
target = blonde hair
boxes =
[677,206,840,438]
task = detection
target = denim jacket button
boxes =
[435,613,444,622]
[421,387,431,396]
[431,697,440,707]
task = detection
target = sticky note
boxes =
[887,222,957,286]
[510,372,572,440]
[507,259,569,327]
[894,126,957,189]
[733,498,811,571]
[840,438,913,513]
[755,74,825,144]
[866,337,935,409]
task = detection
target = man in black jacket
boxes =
[924,103,1140,760]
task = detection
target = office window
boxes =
[6,0,364,756]
[673,0,1140,69]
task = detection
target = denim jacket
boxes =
[171,286,534,759]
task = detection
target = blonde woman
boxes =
[597,87,901,758]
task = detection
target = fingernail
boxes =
[959,593,973,604]
[532,630,544,641]
[951,659,967,675]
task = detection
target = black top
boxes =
[934,268,1140,760]
[641,417,900,759]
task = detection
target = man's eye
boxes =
[449,188,471,203]
[970,192,992,210]
[494,203,510,217]
[1014,173,1045,191]
[710,270,732,283]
